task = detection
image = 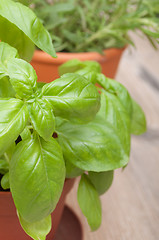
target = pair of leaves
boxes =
[77,174,102,231]
[0,0,56,60]
[77,171,113,231]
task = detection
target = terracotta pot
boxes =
[0,178,75,240]
[31,47,126,83]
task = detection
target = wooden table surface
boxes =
[65,34,159,240]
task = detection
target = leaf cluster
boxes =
[0,41,146,239]
[17,0,159,52]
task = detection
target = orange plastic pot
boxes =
[31,47,126,83]
[0,178,75,240]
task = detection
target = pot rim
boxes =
[32,46,126,65]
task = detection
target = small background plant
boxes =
[15,0,159,53]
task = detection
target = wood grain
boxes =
[65,34,159,240]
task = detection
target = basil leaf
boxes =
[0,0,56,57]
[99,89,131,155]
[27,98,55,141]
[0,42,18,79]
[131,99,147,135]
[0,159,9,175]
[97,74,133,117]
[0,98,29,156]
[18,213,51,240]
[42,73,100,123]
[56,116,129,172]
[0,16,34,62]
[10,135,65,222]
[58,59,85,76]
[88,171,114,195]
[0,77,15,98]
[1,172,10,190]
[77,174,102,231]
[7,58,37,99]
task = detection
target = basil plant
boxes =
[0,41,146,239]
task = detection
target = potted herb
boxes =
[21,0,159,81]
[0,36,146,239]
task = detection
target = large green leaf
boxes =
[0,98,29,156]
[0,0,56,57]
[0,16,34,62]
[56,116,129,172]
[7,58,37,99]
[77,174,102,231]
[88,171,114,195]
[27,98,55,141]
[97,74,133,117]
[10,135,65,222]
[131,99,147,135]
[42,73,100,123]
[19,213,51,240]
[0,42,18,79]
